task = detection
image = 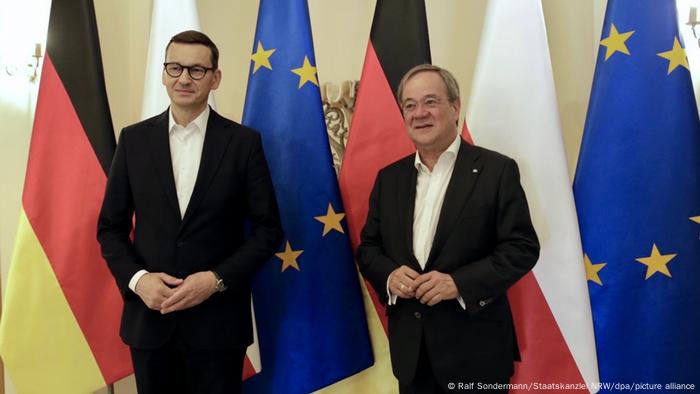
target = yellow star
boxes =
[250,41,275,73]
[635,244,676,280]
[291,56,318,88]
[275,241,303,272]
[600,24,634,61]
[584,254,607,286]
[691,216,700,239]
[657,36,689,75]
[314,203,346,236]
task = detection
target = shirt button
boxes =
[414,312,422,319]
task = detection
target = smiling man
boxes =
[97,30,283,394]
[357,64,540,393]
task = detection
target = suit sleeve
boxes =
[356,171,400,305]
[97,129,145,292]
[213,133,283,289]
[450,158,539,314]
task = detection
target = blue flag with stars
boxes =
[573,0,700,389]
[241,0,373,392]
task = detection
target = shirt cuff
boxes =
[457,295,466,310]
[386,274,397,305]
[128,269,149,293]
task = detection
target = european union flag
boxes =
[574,0,700,389]
[241,0,373,392]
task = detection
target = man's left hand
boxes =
[160,271,218,314]
[413,271,459,306]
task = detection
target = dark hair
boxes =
[165,30,219,69]
[396,64,460,105]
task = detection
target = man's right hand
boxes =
[389,265,420,299]
[134,272,183,310]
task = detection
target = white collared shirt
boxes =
[168,106,209,218]
[128,106,210,292]
[413,134,461,269]
[388,134,466,309]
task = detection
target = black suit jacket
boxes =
[357,139,539,385]
[97,108,283,350]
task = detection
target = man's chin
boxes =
[410,131,435,143]
[411,137,437,149]
[172,98,202,108]
[174,95,195,102]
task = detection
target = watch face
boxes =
[216,279,226,292]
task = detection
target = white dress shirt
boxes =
[412,134,461,269]
[168,107,209,218]
[128,107,210,292]
[388,134,465,308]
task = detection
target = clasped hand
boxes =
[389,265,459,306]
[134,271,218,314]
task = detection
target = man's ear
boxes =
[211,69,222,90]
[451,97,462,114]
[452,97,461,125]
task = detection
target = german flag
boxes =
[0,0,131,392]
[336,0,430,389]
[339,0,430,332]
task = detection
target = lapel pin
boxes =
[472,168,478,173]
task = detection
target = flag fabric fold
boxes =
[467,0,598,391]
[574,0,700,389]
[0,0,131,393]
[241,0,373,392]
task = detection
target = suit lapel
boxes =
[397,156,421,271]
[181,110,232,226]
[426,140,482,268]
[146,110,181,219]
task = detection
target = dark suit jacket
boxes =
[97,108,283,350]
[357,139,539,385]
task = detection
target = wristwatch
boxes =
[212,271,227,292]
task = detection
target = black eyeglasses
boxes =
[163,62,215,80]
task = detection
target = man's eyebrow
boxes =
[404,94,439,102]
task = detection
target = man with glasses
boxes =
[357,64,539,393]
[98,30,283,394]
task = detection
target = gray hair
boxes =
[396,64,460,105]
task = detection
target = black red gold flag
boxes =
[0,1,131,392]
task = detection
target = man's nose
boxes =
[413,104,430,117]
[177,70,193,83]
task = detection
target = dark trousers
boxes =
[399,336,443,394]
[399,337,510,394]
[130,335,246,394]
